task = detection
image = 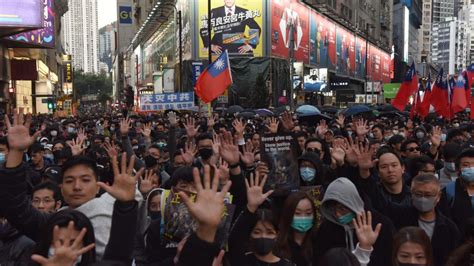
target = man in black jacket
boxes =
[200,0,262,56]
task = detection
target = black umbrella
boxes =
[227,105,244,114]
[297,113,331,127]
[344,105,372,117]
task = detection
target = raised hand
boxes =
[280,111,295,131]
[245,171,273,213]
[103,141,118,158]
[31,221,95,266]
[336,113,345,127]
[355,118,369,137]
[212,250,225,266]
[353,211,382,250]
[232,118,247,137]
[266,117,279,134]
[120,118,132,137]
[139,170,159,195]
[99,153,144,202]
[208,114,218,129]
[212,133,221,156]
[343,137,358,166]
[331,142,346,166]
[240,140,255,167]
[180,141,196,165]
[5,111,41,151]
[142,123,152,138]
[67,137,85,156]
[77,128,86,142]
[219,132,240,165]
[184,117,200,139]
[355,142,376,170]
[316,119,328,137]
[168,111,178,127]
[430,126,442,147]
[179,166,232,243]
[218,158,230,184]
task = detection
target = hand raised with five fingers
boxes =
[103,141,119,158]
[208,114,218,129]
[245,171,274,213]
[232,118,246,137]
[336,113,345,126]
[31,221,95,266]
[5,109,41,151]
[119,118,132,137]
[168,111,178,127]
[430,126,442,147]
[355,118,370,137]
[184,117,200,139]
[240,140,255,167]
[142,123,152,138]
[280,111,295,131]
[219,132,240,165]
[316,119,328,137]
[355,142,376,170]
[180,141,196,165]
[77,128,87,142]
[68,137,86,156]
[179,165,232,243]
[266,117,279,134]
[99,153,144,202]
[139,169,159,195]
[353,210,382,250]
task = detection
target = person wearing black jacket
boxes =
[0,218,35,266]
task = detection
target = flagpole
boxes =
[208,0,212,64]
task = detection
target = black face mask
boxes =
[249,237,276,255]
[198,148,213,160]
[144,155,159,168]
[148,211,161,221]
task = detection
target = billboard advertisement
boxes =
[0,0,42,28]
[355,37,367,80]
[271,0,309,63]
[7,0,55,48]
[336,26,355,76]
[119,6,133,24]
[197,0,264,58]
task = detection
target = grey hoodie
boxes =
[321,177,364,251]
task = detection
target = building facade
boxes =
[62,0,99,73]
[99,22,116,73]
[432,0,455,23]
[419,0,432,63]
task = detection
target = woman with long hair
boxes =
[392,227,434,266]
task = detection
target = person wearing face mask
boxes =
[439,148,474,240]
[228,173,294,265]
[196,133,217,165]
[436,143,461,188]
[375,174,460,266]
[314,177,395,266]
[297,152,324,187]
[392,226,434,266]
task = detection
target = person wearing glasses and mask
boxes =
[401,139,421,160]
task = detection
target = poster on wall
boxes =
[271,0,309,63]
[7,0,55,48]
[177,0,192,60]
[309,10,336,69]
[336,26,355,76]
[355,37,367,80]
[197,0,264,58]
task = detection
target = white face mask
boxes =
[50,130,58,137]
[48,247,82,265]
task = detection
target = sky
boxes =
[98,0,117,28]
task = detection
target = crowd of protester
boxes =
[0,107,473,266]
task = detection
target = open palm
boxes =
[5,112,40,151]
[245,171,273,213]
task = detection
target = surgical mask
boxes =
[299,167,316,182]
[249,237,276,255]
[337,212,356,225]
[67,127,76,134]
[44,154,54,161]
[149,211,161,221]
[132,145,139,150]
[48,247,82,265]
[392,130,399,135]
[444,162,456,172]
[453,123,460,128]
[50,130,58,137]
[347,130,353,137]
[291,216,313,233]
[441,133,447,142]
[416,132,425,139]
[398,132,406,138]
[0,153,5,164]
[198,148,213,160]
[369,133,374,139]
[384,135,393,141]
[412,195,437,213]
[110,127,115,132]
[461,167,474,183]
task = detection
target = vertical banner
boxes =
[381,52,391,83]
[177,0,193,60]
[197,0,264,58]
[355,37,366,80]
[271,0,309,63]
[336,26,354,76]
[349,33,356,77]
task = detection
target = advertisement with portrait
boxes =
[355,37,367,80]
[7,0,55,48]
[197,0,264,58]
[271,0,309,63]
[381,51,391,83]
[310,11,330,68]
[177,0,192,60]
[335,26,355,76]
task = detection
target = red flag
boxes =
[418,74,432,118]
[392,63,418,111]
[463,71,471,106]
[467,64,474,88]
[410,89,421,119]
[451,73,468,114]
[194,50,233,103]
[430,69,449,116]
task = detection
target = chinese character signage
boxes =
[197,0,264,58]
[6,0,55,48]
[140,92,195,111]
[0,0,41,28]
[119,6,132,24]
[271,0,310,63]
[64,62,73,83]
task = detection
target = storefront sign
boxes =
[64,62,73,83]
[119,6,132,24]
[0,0,41,27]
[140,92,195,111]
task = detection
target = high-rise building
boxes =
[432,0,455,23]
[468,4,474,65]
[62,0,99,73]
[99,22,116,72]
[419,0,433,63]
[431,16,469,74]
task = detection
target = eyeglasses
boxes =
[412,191,439,198]
[407,147,420,152]
[307,148,321,154]
[32,198,55,205]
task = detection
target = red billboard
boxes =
[271,0,309,63]
[367,45,391,83]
